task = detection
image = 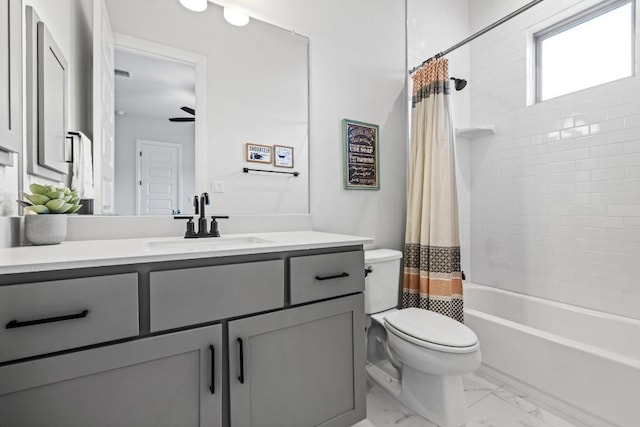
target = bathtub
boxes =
[464,283,640,427]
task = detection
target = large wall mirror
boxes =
[104,0,309,216]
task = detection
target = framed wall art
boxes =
[245,143,272,164]
[273,145,294,168]
[342,119,379,190]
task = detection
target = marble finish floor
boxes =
[353,372,578,427]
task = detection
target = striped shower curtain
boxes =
[402,58,464,323]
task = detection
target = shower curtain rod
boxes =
[409,0,545,74]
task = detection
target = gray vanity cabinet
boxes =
[228,293,366,427]
[0,323,223,427]
[0,245,367,426]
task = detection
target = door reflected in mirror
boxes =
[114,48,196,215]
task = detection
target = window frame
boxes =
[534,0,636,103]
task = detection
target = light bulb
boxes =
[179,0,207,12]
[223,7,250,26]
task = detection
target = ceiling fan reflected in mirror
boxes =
[169,106,195,122]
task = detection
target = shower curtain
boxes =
[402,58,464,323]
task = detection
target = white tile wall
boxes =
[469,0,640,319]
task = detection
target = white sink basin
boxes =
[144,236,275,252]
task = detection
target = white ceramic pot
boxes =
[24,214,67,245]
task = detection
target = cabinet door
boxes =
[229,294,366,427]
[0,324,222,427]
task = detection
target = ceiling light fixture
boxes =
[179,0,208,12]
[223,7,250,26]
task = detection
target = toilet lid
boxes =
[384,308,479,353]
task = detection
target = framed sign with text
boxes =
[245,143,272,164]
[342,119,379,190]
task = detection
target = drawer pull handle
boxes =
[5,309,90,329]
[237,337,245,384]
[315,272,350,281]
[209,345,215,394]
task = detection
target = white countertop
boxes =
[0,231,374,275]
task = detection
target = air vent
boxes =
[114,69,131,78]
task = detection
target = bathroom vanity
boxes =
[0,231,370,427]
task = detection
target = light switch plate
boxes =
[211,181,225,193]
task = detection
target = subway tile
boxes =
[533,131,560,144]
[606,101,640,120]
[535,171,590,185]
[591,239,640,255]
[607,128,640,144]
[621,291,640,308]
[626,166,640,180]
[560,125,589,139]
[574,134,609,148]
[589,193,607,204]
[560,216,589,227]
[547,183,576,194]
[607,204,640,216]
[545,193,590,205]
[548,148,591,162]
[605,179,640,192]
[590,142,625,158]
[546,161,575,174]
[607,228,640,242]
[605,277,638,293]
[575,157,608,171]
[590,168,625,181]
[589,216,625,228]
[588,284,624,303]
[606,191,640,204]
[624,141,640,153]
[561,100,600,118]
[573,110,606,126]
[625,113,640,128]
[547,117,575,132]
[623,217,640,229]
[588,118,625,135]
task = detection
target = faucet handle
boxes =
[209,215,229,237]
[174,216,197,238]
[193,196,199,215]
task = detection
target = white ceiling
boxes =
[114,48,196,121]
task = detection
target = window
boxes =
[535,0,635,102]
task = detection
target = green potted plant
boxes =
[19,183,82,245]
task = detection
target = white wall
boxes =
[218,0,408,250]
[114,115,196,215]
[469,0,640,319]
[407,0,472,274]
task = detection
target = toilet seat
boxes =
[384,308,479,354]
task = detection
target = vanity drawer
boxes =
[289,250,365,304]
[150,259,284,332]
[0,273,139,363]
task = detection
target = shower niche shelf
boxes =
[455,126,495,139]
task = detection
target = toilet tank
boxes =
[364,249,403,314]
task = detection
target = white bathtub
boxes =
[464,283,640,427]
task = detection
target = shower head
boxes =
[450,77,467,91]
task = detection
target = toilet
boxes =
[364,249,481,427]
